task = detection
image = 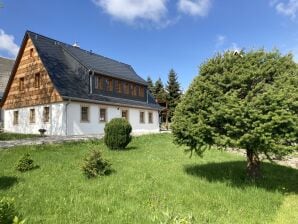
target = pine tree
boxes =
[166,69,181,121]
[154,78,167,102]
[172,50,298,179]
[147,76,154,93]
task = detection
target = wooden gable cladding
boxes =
[2,37,62,109]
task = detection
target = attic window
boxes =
[139,86,144,97]
[19,77,24,91]
[34,73,40,88]
[30,48,34,57]
[124,82,129,95]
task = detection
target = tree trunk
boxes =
[246,148,261,179]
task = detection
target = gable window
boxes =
[139,86,144,97]
[81,106,89,122]
[99,77,104,90]
[29,109,35,123]
[131,84,137,96]
[106,78,113,91]
[13,111,19,125]
[121,110,128,120]
[19,77,24,91]
[30,48,34,57]
[34,73,40,88]
[43,107,50,123]
[115,80,122,94]
[99,108,107,122]
[148,112,153,124]
[124,82,129,95]
[95,76,99,89]
[140,111,145,123]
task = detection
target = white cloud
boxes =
[273,0,298,19]
[177,0,211,17]
[215,35,226,48]
[0,29,19,58]
[92,0,168,25]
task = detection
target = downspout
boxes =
[146,89,149,104]
[65,100,71,136]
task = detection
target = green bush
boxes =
[81,149,111,178]
[16,154,38,172]
[104,118,132,150]
[0,197,23,224]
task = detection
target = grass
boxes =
[0,132,39,141]
[0,134,297,223]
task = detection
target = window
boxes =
[139,86,144,97]
[95,76,99,89]
[30,48,34,57]
[34,73,40,88]
[140,111,145,123]
[99,77,104,90]
[106,78,113,91]
[124,82,129,95]
[99,108,107,122]
[130,84,137,96]
[148,112,153,124]
[43,107,50,123]
[115,80,122,94]
[121,110,128,120]
[19,77,24,91]
[81,106,89,122]
[13,111,19,125]
[29,109,35,123]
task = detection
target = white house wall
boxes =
[4,102,65,135]
[4,101,160,136]
[66,102,160,135]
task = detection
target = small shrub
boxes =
[104,118,132,150]
[81,149,111,178]
[16,154,38,172]
[0,197,23,224]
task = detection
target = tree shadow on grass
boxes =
[184,161,298,194]
[0,176,19,190]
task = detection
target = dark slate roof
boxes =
[0,57,15,98]
[26,31,160,110]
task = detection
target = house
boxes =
[0,57,15,122]
[0,31,161,135]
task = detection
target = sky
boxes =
[0,0,298,90]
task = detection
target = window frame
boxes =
[34,73,40,88]
[148,112,153,124]
[139,111,145,124]
[19,77,24,91]
[80,105,90,123]
[43,106,50,123]
[13,111,19,125]
[99,107,107,123]
[121,109,129,121]
[29,108,36,124]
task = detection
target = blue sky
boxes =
[0,0,298,90]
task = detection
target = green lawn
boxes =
[0,134,297,223]
[0,132,39,141]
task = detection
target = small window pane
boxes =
[30,109,35,123]
[148,112,153,123]
[13,111,19,125]
[43,107,50,122]
[35,73,40,88]
[140,111,145,123]
[122,110,128,120]
[81,106,89,122]
[19,77,24,91]
[99,108,106,122]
